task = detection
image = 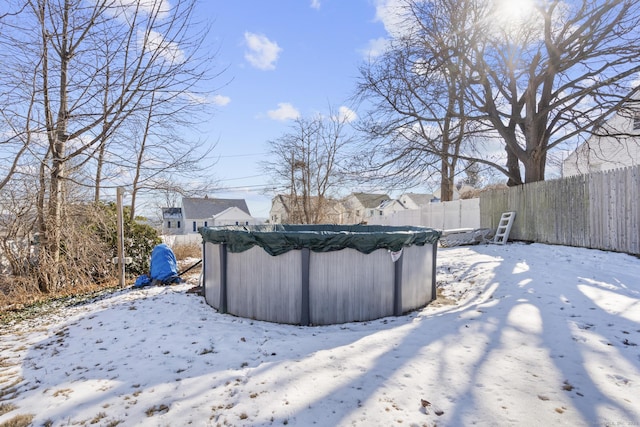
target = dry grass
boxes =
[1,242,201,325]
[0,377,23,401]
[90,412,107,424]
[0,403,17,416]
[0,273,121,307]
[145,404,170,417]
[172,242,202,281]
[0,414,34,427]
[171,242,201,260]
[0,277,123,325]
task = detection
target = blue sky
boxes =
[193,0,393,218]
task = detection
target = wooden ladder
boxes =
[493,211,516,245]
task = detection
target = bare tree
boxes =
[0,0,218,291]
[354,0,486,201]
[0,2,42,192]
[461,0,640,184]
[0,181,38,278]
[263,110,353,224]
[356,0,640,191]
[89,88,219,221]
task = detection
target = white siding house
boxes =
[161,207,184,235]
[269,195,291,224]
[375,199,406,217]
[161,197,256,235]
[398,193,435,209]
[269,194,345,224]
[563,107,640,176]
[212,207,260,226]
[341,193,390,224]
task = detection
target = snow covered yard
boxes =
[1,242,639,426]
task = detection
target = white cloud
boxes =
[140,29,185,64]
[212,94,231,106]
[244,32,282,71]
[267,103,300,121]
[310,0,321,10]
[360,37,390,60]
[360,0,410,60]
[335,106,358,123]
[130,0,171,19]
[374,0,412,38]
[97,0,172,21]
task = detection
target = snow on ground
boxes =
[1,242,639,426]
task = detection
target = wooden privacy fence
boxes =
[479,165,640,255]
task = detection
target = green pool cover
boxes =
[199,224,441,256]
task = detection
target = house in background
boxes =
[375,199,406,217]
[161,196,256,235]
[269,195,289,224]
[430,184,476,201]
[398,193,435,209]
[211,206,259,226]
[563,105,640,176]
[269,194,345,224]
[341,192,391,224]
[161,207,184,235]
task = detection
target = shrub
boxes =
[91,202,161,276]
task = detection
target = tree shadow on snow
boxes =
[7,244,640,426]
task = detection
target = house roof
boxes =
[182,197,250,219]
[378,199,405,210]
[161,207,182,218]
[401,193,434,206]
[213,206,253,220]
[351,192,390,209]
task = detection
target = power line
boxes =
[218,174,266,182]
[216,152,268,159]
[215,183,286,192]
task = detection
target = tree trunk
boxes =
[36,149,50,292]
[42,0,71,291]
[523,147,546,183]
[505,145,523,187]
[440,158,454,201]
[95,137,106,204]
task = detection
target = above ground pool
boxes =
[199,224,441,325]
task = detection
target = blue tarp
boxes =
[149,243,179,283]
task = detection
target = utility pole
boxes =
[290,151,296,223]
[116,187,125,287]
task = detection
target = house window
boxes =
[634,112,640,130]
[245,221,249,225]
[235,221,239,225]
[204,221,208,227]
[177,221,181,229]
[167,221,171,229]
[192,221,197,232]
